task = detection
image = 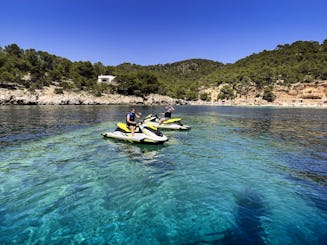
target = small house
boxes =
[97,75,116,83]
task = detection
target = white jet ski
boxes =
[102,122,168,144]
[143,114,191,130]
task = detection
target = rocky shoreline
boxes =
[1,81,327,107]
[0,86,188,106]
[197,80,327,107]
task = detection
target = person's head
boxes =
[131,108,136,113]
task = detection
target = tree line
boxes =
[0,44,114,93]
[1,40,326,100]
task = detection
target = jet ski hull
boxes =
[143,115,191,130]
[102,122,168,144]
[148,122,191,130]
[102,132,167,144]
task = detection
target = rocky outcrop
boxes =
[1,81,326,107]
[196,80,327,107]
[0,86,188,105]
[144,94,188,105]
[273,81,327,106]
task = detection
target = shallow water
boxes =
[0,105,326,244]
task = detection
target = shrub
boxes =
[218,85,235,100]
[200,92,211,101]
[54,88,64,94]
[262,87,276,102]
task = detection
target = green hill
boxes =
[1,40,326,101]
[113,59,223,99]
[147,59,223,99]
[204,40,327,93]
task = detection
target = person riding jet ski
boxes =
[144,106,191,130]
[102,121,168,144]
[158,105,175,125]
[102,108,168,144]
[126,108,142,136]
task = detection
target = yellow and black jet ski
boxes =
[143,114,191,130]
[102,122,168,144]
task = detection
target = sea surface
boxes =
[0,105,326,244]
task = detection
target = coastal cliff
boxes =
[194,80,327,107]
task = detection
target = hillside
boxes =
[113,59,223,99]
[1,40,327,106]
[201,40,327,101]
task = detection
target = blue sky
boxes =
[1,0,326,65]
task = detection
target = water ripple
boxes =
[0,105,326,244]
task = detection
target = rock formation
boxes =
[0,86,188,105]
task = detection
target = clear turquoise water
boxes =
[0,105,326,244]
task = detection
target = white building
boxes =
[97,75,116,83]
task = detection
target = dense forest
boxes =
[0,40,326,101]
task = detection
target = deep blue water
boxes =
[0,105,326,244]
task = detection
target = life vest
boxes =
[164,110,172,118]
[126,112,136,122]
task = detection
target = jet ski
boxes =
[102,122,168,144]
[143,114,191,130]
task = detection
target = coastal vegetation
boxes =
[0,40,326,102]
[204,40,327,101]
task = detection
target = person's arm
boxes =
[136,112,142,119]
